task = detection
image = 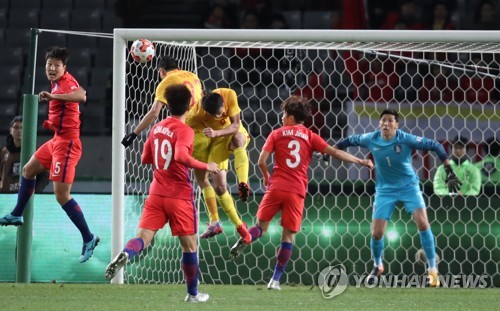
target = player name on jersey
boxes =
[282,129,309,140]
[153,126,174,138]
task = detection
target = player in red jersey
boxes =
[229,96,374,290]
[106,84,219,303]
[0,47,100,263]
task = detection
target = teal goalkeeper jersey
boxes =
[337,129,447,191]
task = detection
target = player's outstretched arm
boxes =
[258,150,271,186]
[39,87,87,103]
[324,146,374,169]
[122,100,164,147]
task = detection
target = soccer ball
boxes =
[130,39,155,63]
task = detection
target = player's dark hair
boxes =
[158,56,178,71]
[380,109,399,122]
[45,47,70,65]
[164,84,191,116]
[201,92,224,115]
[280,95,311,124]
[10,115,22,128]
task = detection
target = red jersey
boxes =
[142,117,208,200]
[45,72,81,138]
[262,124,329,197]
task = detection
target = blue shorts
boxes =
[372,183,426,221]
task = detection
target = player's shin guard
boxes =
[216,191,242,227]
[419,228,437,270]
[272,242,293,282]
[370,236,384,267]
[182,252,199,296]
[123,237,144,260]
[11,177,36,217]
[62,198,93,243]
[202,187,219,223]
[233,147,249,184]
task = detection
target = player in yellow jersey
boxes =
[121,56,203,146]
[187,88,251,242]
[121,56,251,242]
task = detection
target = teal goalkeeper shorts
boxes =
[372,183,426,221]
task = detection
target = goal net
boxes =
[112,29,500,286]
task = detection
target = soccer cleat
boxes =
[0,214,23,226]
[200,222,223,239]
[236,222,252,244]
[105,251,129,280]
[238,182,250,202]
[426,269,441,287]
[366,265,384,286]
[79,234,100,263]
[229,237,247,261]
[267,279,282,290]
[184,292,209,303]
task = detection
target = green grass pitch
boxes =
[0,283,498,311]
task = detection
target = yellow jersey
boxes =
[186,88,241,131]
[154,69,203,109]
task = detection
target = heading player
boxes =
[187,88,251,242]
[121,56,203,147]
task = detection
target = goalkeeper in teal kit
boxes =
[335,109,460,287]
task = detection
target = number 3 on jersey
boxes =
[286,140,301,168]
[153,138,173,170]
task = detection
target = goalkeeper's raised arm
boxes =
[334,109,455,287]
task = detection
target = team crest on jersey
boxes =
[219,119,226,125]
[394,144,402,154]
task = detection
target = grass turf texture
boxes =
[0,284,498,311]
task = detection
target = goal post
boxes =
[112,29,500,286]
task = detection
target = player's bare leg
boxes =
[195,169,224,239]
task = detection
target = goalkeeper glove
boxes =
[121,132,137,147]
[444,164,462,193]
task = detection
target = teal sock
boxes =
[370,237,384,266]
[419,228,437,269]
